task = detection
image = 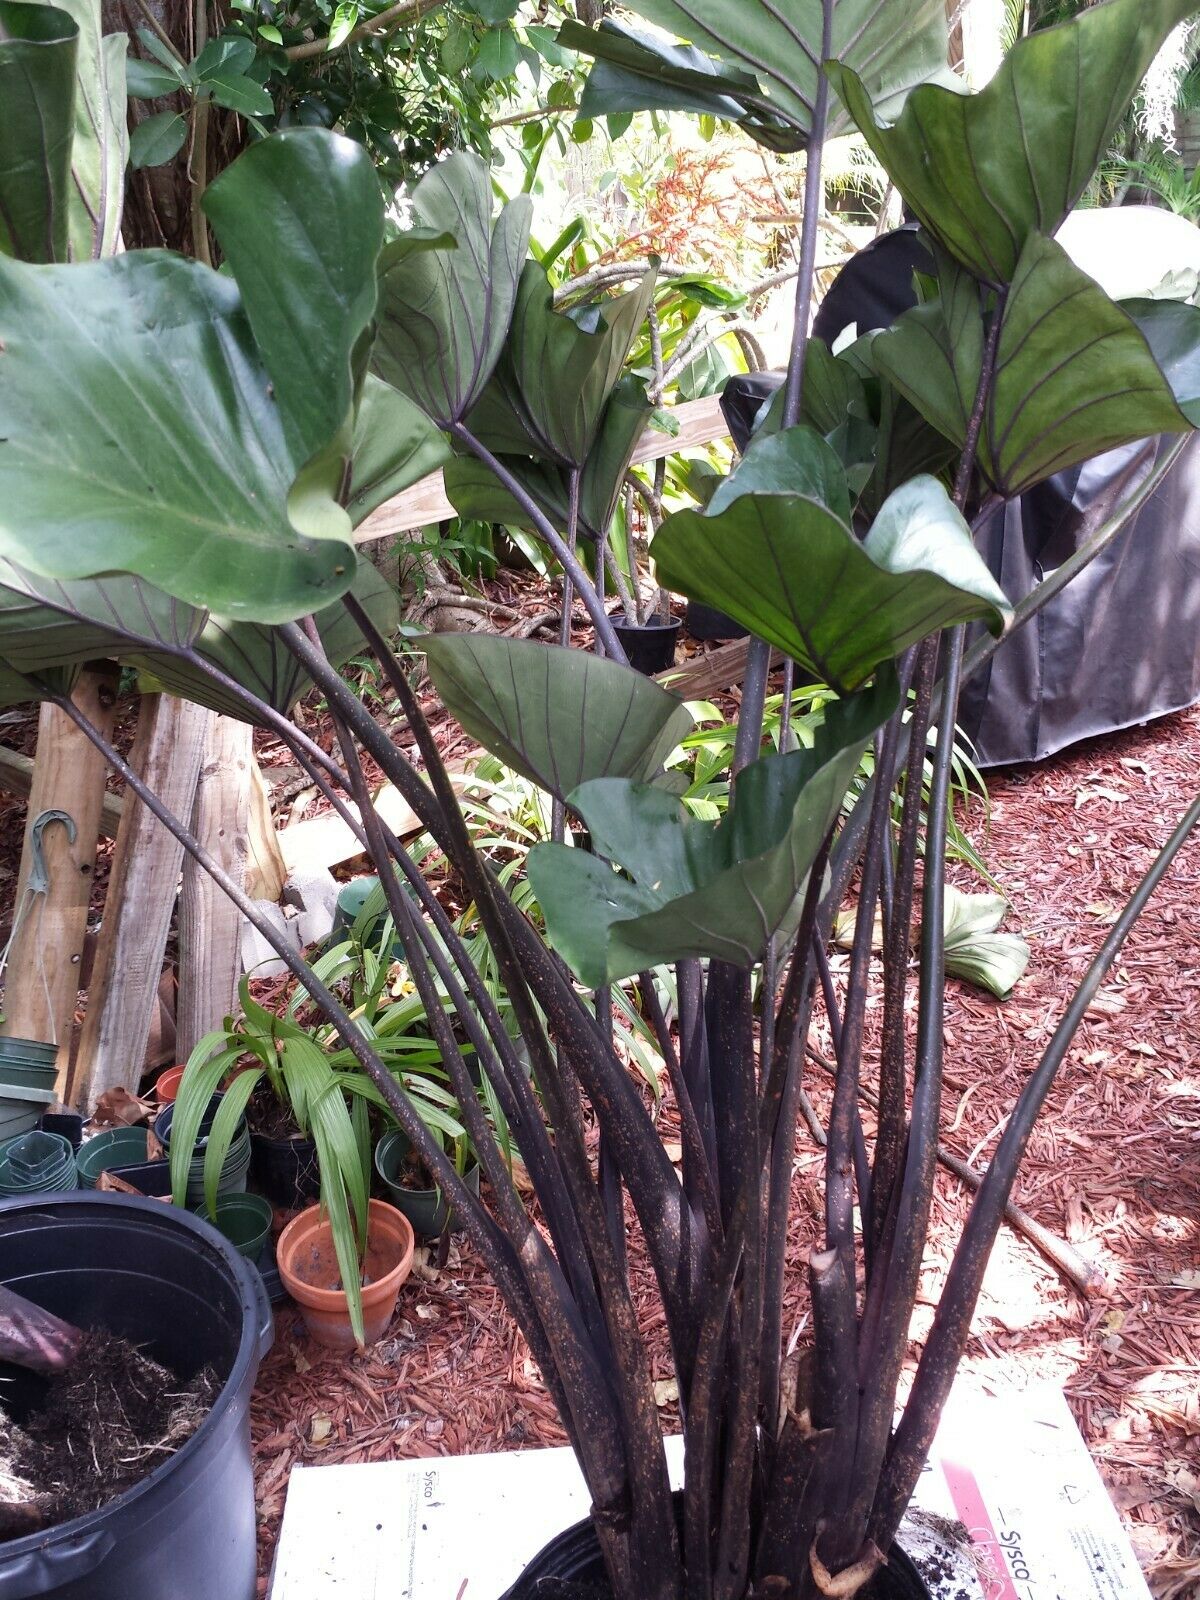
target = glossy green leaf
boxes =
[0,559,203,678]
[206,70,273,117]
[563,0,948,152]
[0,0,77,262]
[446,375,653,543]
[488,259,655,467]
[425,634,694,801]
[52,0,127,260]
[0,250,354,621]
[128,109,187,169]
[346,375,453,528]
[651,435,1009,691]
[124,56,179,96]
[129,561,398,721]
[373,151,532,428]
[528,673,898,984]
[876,236,1196,494]
[829,0,1197,283]
[1121,298,1200,426]
[707,425,851,525]
[202,130,384,504]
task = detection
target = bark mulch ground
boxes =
[250,702,1200,1599]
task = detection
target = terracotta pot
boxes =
[155,1065,186,1103]
[275,1198,414,1350]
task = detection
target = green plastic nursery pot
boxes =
[194,1193,273,1264]
[374,1129,480,1240]
[154,1099,252,1207]
[76,1127,150,1189]
[0,1038,58,1141]
[0,1130,77,1196]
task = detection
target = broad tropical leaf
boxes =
[564,0,948,150]
[528,674,898,984]
[130,562,398,721]
[425,634,694,801]
[650,433,1009,691]
[347,375,453,528]
[445,375,654,542]
[0,0,77,262]
[0,559,203,675]
[707,425,851,525]
[203,131,383,490]
[373,152,532,428]
[1121,299,1200,426]
[0,250,355,621]
[876,236,1196,494]
[53,0,127,260]
[942,887,1029,999]
[829,0,1197,283]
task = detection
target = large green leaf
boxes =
[346,375,453,528]
[876,236,1196,495]
[203,131,383,478]
[829,0,1197,284]
[528,673,898,985]
[563,0,948,151]
[445,375,654,543]
[0,0,77,262]
[0,558,203,675]
[650,431,1009,691]
[425,633,694,801]
[1121,299,1200,426]
[130,561,398,721]
[0,249,355,621]
[501,259,656,467]
[53,0,127,260]
[373,152,532,428]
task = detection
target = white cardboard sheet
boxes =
[269,1381,1150,1600]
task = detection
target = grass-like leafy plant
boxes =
[3,0,1200,1593]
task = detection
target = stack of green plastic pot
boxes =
[0,1129,77,1194]
[155,1100,252,1206]
[0,1037,59,1140]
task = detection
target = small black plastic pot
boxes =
[684,599,748,642]
[499,1502,931,1599]
[39,1113,83,1153]
[250,1131,320,1210]
[106,1159,173,1198]
[611,617,681,676]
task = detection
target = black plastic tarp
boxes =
[718,233,1200,768]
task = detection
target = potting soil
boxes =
[0,1329,217,1535]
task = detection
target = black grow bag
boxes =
[0,1192,273,1600]
[499,1504,931,1599]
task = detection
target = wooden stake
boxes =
[176,716,251,1059]
[70,695,208,1111]
[1,666,120,1098]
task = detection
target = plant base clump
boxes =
[0,1330,216,1537]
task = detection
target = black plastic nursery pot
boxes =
[684,599,749,643]
[500,1506,931,1599]
[0,1192,272,1600]
[611,617,681,676]
[250,1129,321,1209]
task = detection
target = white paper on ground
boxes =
[268,1381,1150,1600]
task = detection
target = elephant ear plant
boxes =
[3,1,1200,1596]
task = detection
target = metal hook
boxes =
[28,809,77,896]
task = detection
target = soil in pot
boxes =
[247,1088,320,1208]
[0,1329,217,1540]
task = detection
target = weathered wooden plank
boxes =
[176,716,251,1059]
[0,741,124,838]
[70,695,208,1111]
[0,667,120,1097]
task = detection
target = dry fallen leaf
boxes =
[653,1378,680,1407]
[415,1303,439,1321]
[309,1414,333,1446]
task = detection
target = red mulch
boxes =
[249,702,1200,1598]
